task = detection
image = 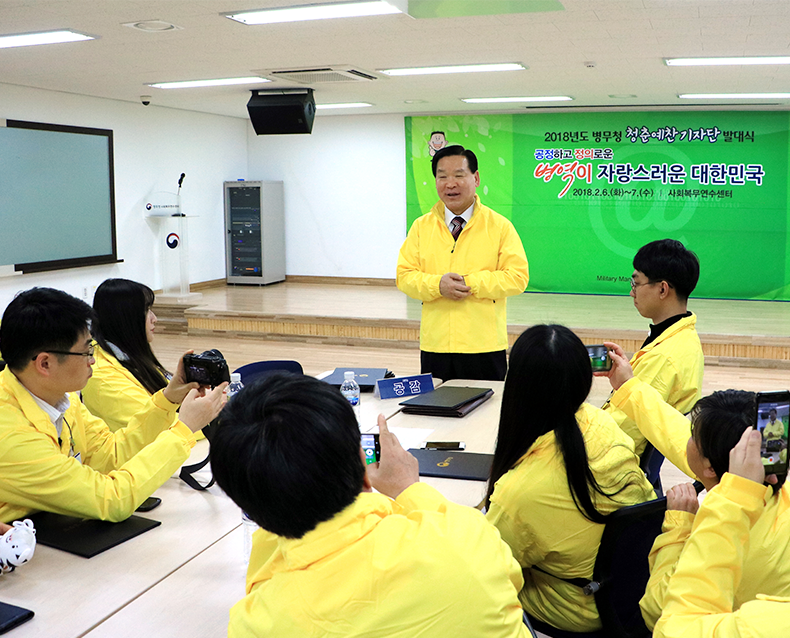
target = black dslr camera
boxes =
[183,349,230,387]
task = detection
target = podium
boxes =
[144,190,202,303]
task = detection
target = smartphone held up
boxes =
[586,344,612,373]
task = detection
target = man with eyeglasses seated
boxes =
[601,239,704,459]
[0,287,226,523]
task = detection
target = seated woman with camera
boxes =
[484,324,655,632]
[83,279,187,432]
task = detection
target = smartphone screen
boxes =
[586,345,612,372]
[361,433,380,465]
[755,391,790,478]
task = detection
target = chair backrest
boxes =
[234,360,303,385]
[639,442,665,497]
[593,497,667,638]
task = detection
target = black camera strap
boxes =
[179,453,215,491]
[178,421,216,491]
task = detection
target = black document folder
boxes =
[0,602,34,634]
[399,386,493,417]
[322,368,391,392]
[408,448,493,481]
[27,512,161,558]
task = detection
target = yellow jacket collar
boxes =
[248,492,399,583]
[0,367,63,443]
[430,194,482,226]
[640,312,697,353]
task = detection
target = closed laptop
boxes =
[322,368,391,392]
[399,385,493,417]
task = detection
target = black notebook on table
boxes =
[407,448,493,481]
[399,385,493,417]
[26,511,161,558]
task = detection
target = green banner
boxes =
[405,112,790,301]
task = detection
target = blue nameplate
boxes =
[375,374,434,399]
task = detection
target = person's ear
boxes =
[701,457,717,481]
[30,352,55,376]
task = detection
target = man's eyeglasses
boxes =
[39,342,95,359]
[629,277,655,291]
[629,277,673,291]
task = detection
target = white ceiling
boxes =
[1,0,789,120]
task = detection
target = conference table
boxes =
[0,379,503,638]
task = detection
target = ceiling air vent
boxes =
[262,66,379,84]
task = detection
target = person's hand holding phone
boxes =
[730,427,776,485]
[594,341,635,391]
[163,350,201,404]
[366,414,420,499]
[666,483,700,515]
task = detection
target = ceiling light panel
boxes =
[316,102,372,109]
[225,1,404,25]
[461,96,572,104]
[666,56,790,66]
[0,30,94,49]
[148,77,270,89]
[381,62,525,76]
[679,93,790,99]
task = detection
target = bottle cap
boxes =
[344,371,355,381]
[230,372,241,383]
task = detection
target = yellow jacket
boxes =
[82,345,175,432]
[0,367,196,523]
[396,195,529,353]
[603,313,704,457]
[654,473,790,638]
[763,418,785,441]
[230,482,529,638]
[486,403,655,632]
[610,377,695,478]
[641,471,790,629]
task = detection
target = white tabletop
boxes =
[0,441,241,638]
[2,381,503,638]
[386,379,503,508]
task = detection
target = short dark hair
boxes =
[691,390,753,481]
[431,145,478,177]
[93,278,169,395]
[0,288,94,370]
[633,239,700,301]
[430,130,445,138]
[210,373,366,539]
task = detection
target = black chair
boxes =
[640,442,665,497]
[233,360,303,384]
[527,497,668,638]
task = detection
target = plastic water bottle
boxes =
[340,371,361,422]
[227,372,244,401]
[241,510,258,564]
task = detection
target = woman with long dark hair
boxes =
[82,279,173,431]
[485,324,654,632]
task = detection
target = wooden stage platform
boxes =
[153,279,790,368]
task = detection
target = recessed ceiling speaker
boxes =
[247,88,316,135]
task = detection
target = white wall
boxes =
[0,93,409,316]
[0,83,248,310]
[247,113,406,279]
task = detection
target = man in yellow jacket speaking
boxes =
[397,145,529,381]
[0,287,225,523]
[210,373,530,638]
